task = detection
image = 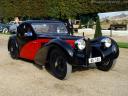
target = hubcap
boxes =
[10,46,14,52]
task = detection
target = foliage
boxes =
[94,15,102,38]
[80,13,97,28]
[0,0,128,20]
[117,42,128,48]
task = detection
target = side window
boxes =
[25,24,33,37]
[32,23,49,33]
[17,23,36,39]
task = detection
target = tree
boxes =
[94,15,102,38]
[0,0,48,20]
[0,0,128,21]
[46,0,81,19]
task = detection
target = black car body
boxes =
[8,20,119,80]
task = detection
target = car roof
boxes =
[24,20,63,24]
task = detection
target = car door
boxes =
[17,23,41,60]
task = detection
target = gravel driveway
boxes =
[0,34,128,96]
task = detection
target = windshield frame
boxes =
[31,22,68,34]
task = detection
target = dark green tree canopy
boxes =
[0,0,127,19]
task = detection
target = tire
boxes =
[49,48,72,80]
[2,28,9,34]
[9,40,19,59]
[96,58,116,71]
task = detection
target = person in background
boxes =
[61,19,74,35]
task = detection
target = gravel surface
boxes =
[0,34,128,96]
[76,30,128,42]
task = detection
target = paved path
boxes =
[0,35,128,96]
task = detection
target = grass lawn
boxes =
[0,32,11,35]
[117,42,128,48]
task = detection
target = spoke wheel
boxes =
[96,58,116,71]
[49,48,72,80]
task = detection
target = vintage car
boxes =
[8,20,119,80]
[8,21,22,33]
[0,23,9,33]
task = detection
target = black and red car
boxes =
[8,20,119,80]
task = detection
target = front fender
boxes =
[91,37,119,60]
[34,38,74,65]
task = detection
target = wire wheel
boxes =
[96,58,116,71]
[49,48,72,80]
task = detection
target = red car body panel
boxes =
[19,39,75,60]
[20,39,50,60]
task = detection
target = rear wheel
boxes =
[96,58,116,71]
[49,48,72,80]
[9,40,19,59]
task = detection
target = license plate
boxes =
[89,57,101,63]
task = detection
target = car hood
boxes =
[37,33,83,40]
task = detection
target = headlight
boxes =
[101,38,112,48]
[75,39,86,50]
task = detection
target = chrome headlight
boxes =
[75,39,86,50]
[101,38,112,48]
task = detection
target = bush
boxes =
[94,15,102,38]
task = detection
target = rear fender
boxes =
[34,38,74,65]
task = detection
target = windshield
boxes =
[31,22,68,34]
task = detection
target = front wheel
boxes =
[96,58,117,71]
[49,48,72,80]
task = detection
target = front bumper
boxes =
[69,39,119,67]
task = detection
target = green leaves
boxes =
[46,0,81,19]
[0,0,127,19]
[94,15,102,38]
[0,0,47,18]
